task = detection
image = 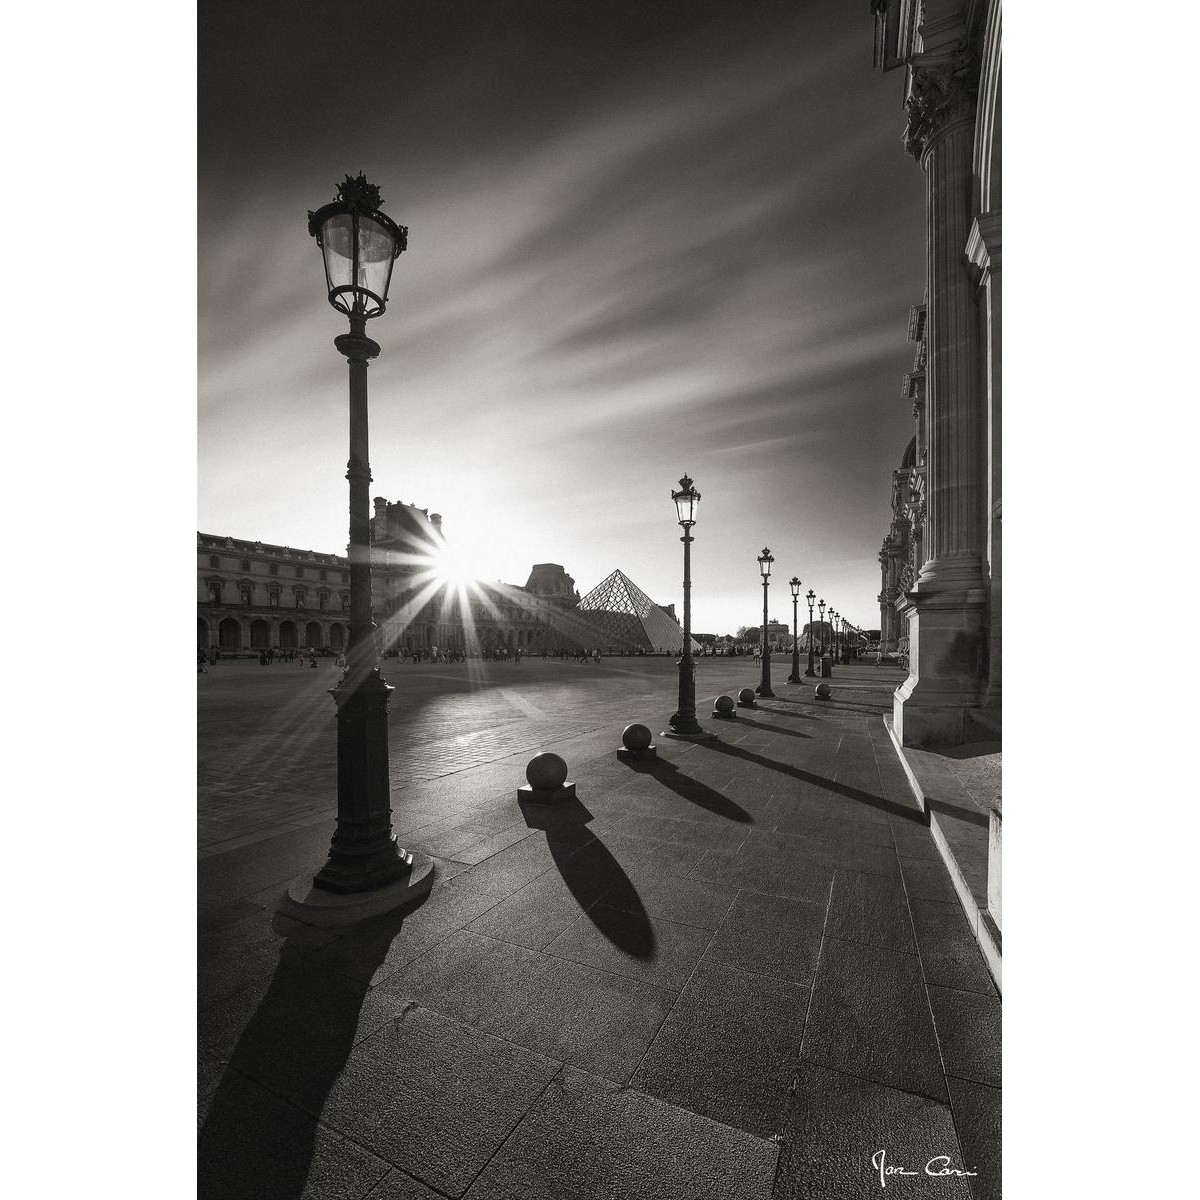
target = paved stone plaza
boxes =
[198,656,1000,1199]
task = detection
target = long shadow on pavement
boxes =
[695,740,927,825]
[198,907,410,1199]
[732,716,812,740]
[622,758,753,823]
[518,794,655,957]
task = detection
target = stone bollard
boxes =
[617,723,657,762]
[737,687,757,709]
[712,694,737,719]
[517,751,576,803]
[814,682,831,699]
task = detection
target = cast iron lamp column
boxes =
[787,576,802,682]
[805,589,816,677]
[668,474,703,735]
[756,548,775,697]
[818,599,827,662]
[831,610,840,666]
[307,173,411,894]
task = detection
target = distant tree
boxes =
[736,626,761,645]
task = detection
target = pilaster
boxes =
[894,42,988,748]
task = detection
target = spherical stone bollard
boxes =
[526,752,568,790]
[815,682,832,699]
[737,687,757,708]
[712,694,737,719]
[622,723,652,752]
[617,722,657,761]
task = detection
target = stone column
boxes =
[968,211,1001,713]
[893,45,988,747]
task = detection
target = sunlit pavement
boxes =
[198,656,1000,1200]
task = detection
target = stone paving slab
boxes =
[944,1076,1002,1200]
[381,928,675,1083]
[802,938,948,1103]
[632,959,808,1139]
[465,1065,780,1200]
[309,1003,562,1197]
[774,1061,972,1200]
[703,889,826,986]
[825,868,917,956]
[198,1070,393,1200]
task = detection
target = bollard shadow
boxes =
[695,739,928,825]
[622,757,753,823]
[198,904,413,1199]
[733,716,812,740]
[518,794,655,958]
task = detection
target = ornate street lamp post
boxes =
[787,576,802,683]
[756,548,775,697]
[668,474,704,736]
[306,173,411,895]
[818,599,827,661]
[805,589,816,677]
[831,610,840,665]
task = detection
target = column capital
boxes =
[903,48,978,162]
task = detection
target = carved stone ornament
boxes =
[903,48,978,160]
[899,562,915,593]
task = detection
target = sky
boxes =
[198,0,926,637]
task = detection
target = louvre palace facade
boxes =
[872,0,1001,747]
[198,497,684,657]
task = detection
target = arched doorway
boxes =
[279,621,297,650]
[197,617,209,651]
[306,621,323,649]
[250,619,270,649]
[218,618,241,651]
[329,624,344,651]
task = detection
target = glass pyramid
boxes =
[573,568,696,653]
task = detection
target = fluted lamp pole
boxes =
[668,474,704,736]
[818,599,827,665]
[788,576,802,683]
[756,548,775,697]
[831,610,839,668]
[306,173,412,895]
[805,589,816,677]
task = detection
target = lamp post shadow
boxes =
[198,906,412,1199]
[517,793,655,958]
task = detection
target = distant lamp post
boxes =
[805,589,816,677]
[306,172,411,895]
[756,548,775,697]
[831,610,839,665]
[667,474,704,736]
[818,599,827,659]
[788,577,802,683]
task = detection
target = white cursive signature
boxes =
[872,1149,978,1188]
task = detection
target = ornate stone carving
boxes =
[903,49,978,160]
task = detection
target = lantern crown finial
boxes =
[336,172,384,212]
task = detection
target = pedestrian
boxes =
[258,650,267,667]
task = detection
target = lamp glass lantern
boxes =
[308,173,407,319]
[789,576,801,599]
[672,474,700,527]
[758,548,774,578]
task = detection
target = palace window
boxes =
[341,571,349,583]
[319,592,328,612]
[209,555,219,569]
[295,589,307,609]
[269,563,279,576]
[340,595,349,612]
[268,586,280,608]
[240,585,252,606]
[319,569,327,581]
[295,566,305,578]
[240,559,251,572]
[208,580,222,603]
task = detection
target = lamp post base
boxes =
[755,684,775,697]
[281,854,436,927]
